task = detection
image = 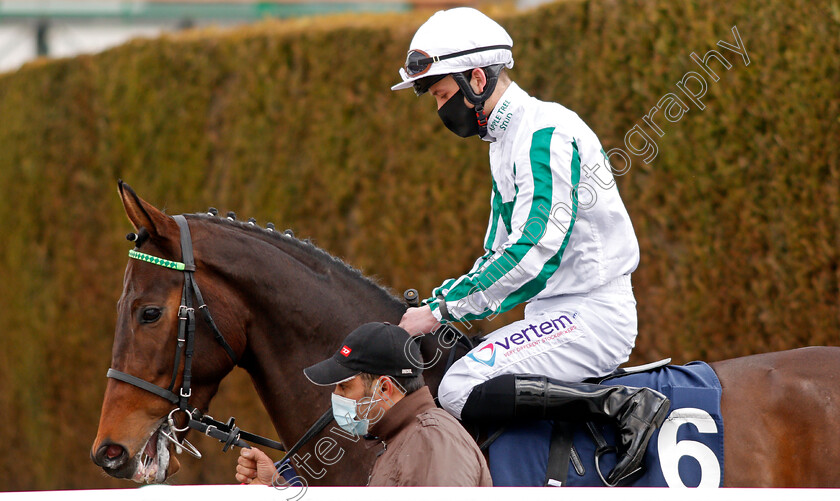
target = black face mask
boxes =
[438,90,480,138]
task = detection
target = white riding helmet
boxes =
[391,7,514,93]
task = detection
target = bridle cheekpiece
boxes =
[107,215,285,458]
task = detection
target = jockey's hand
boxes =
[236,447,275,486]
[399,305,441,336]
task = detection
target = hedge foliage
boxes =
[0,0,837,490]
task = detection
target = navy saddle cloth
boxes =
[488,361,725,487]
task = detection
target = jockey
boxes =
[394,8,670,484]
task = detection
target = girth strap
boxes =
[545,421,575,486]
[479,426,506,452]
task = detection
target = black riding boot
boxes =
[460,374,670,485]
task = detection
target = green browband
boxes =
[128,249,186,271]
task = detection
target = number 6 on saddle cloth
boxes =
[488,361,725,488]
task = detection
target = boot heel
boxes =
[605,393,671,485]
[652,398,670,428]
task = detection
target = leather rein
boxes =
[106,216,474,466]
[106,215,286,458]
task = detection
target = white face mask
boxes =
[331,390,383,436]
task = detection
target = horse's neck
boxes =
[211,228,406,442]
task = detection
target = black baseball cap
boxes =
[303,322,423,386]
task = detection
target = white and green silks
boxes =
[425,83,640,323]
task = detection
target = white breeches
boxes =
[438,274,638,420]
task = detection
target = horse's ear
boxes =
[118,180,179,244]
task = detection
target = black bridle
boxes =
[106,215,285,457]
[107,214,448,467]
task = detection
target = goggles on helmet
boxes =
[412,74,446,96]
[403,44,512,77]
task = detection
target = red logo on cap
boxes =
[340,346,352,357]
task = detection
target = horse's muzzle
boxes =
[91,441,134,478]
[91,424,174,483]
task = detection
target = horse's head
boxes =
[91,181,246,483]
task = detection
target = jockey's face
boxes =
[428,75,462,110]
[428,69,492,112]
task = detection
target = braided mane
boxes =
[184,211,403,308]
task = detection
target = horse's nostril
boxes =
[94,442,127,468]
[92,441,137,478]
[105,444,124,460]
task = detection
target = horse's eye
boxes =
[140,307,162,323]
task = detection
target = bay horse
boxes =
[92,182,840,487]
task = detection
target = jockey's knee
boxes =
[438,369,473,420]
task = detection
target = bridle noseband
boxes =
[107,215,285,457]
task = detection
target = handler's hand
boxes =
[399,305,441,336]
[236,447,275,486]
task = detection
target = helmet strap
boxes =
[473,102,488,138]
[451,64,505,138]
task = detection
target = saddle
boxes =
[475,358,672,487]
[409,292,681,487]
[487,360,724,488]
[586,358,672,384]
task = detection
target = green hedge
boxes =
[0,0,837,490]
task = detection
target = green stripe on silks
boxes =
[432,278,457,298]
[128,249,186,271]
[484,178,519,250]
[497,139,581,311]
[486,178,517,250]
[438,247,496,305]
[485,179,503,250]
[601,146,621,193]
[441,127,556,315]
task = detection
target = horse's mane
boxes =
[184,211,405,309]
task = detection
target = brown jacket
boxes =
[366,386,492,486]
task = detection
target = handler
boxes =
[393,8,669,484]
[235,322,491,486]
